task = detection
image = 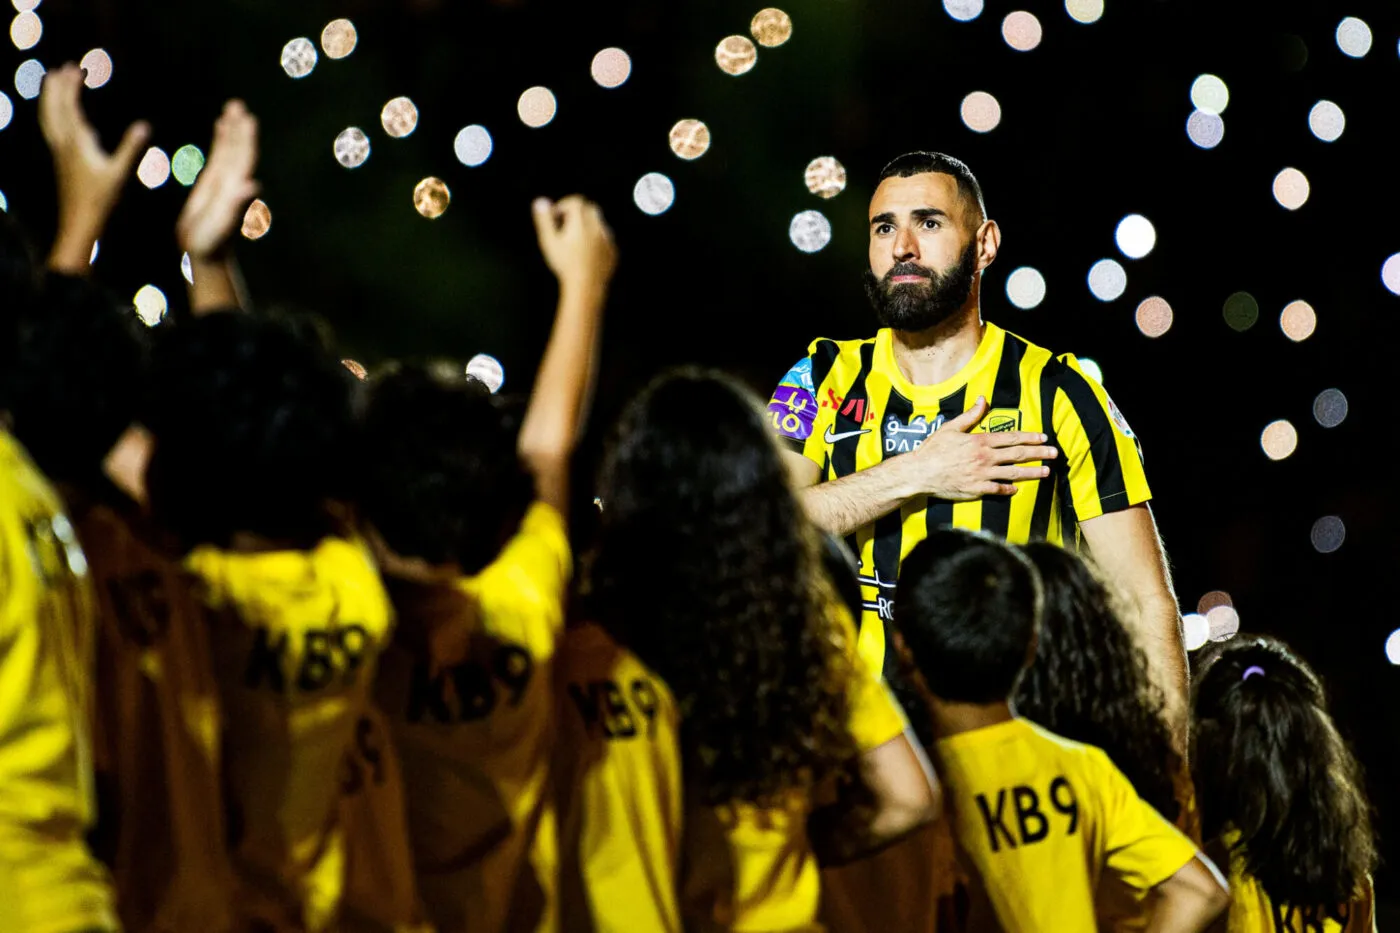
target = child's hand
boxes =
[177,100,261,262]
[531,196,617,297]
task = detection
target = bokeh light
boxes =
[241,199,271,239]
[1223,291,1259,331]
[517,86,557,127]
[133,285,167,327]
[960,91,1002,133]
[668,119,710,160]
[1280,300,1317,341]
[342,359,368,381]
[11,0,39,12]
[1273,168,1310,210]
[1115,214,1156,259]
[1186,110,1225,149]
[943,0,983,21]
[804,156,847,199]
[1260,419,1298,460]
[136,147,170,189]
[1383,254,1400,296]
[10,11,40,50]
[413,177,450,219]
[1189,74,1229,115]
[1002,11,1042,51]
[0,91,11,131]
[633,172,675,215]
[1207,605,1240,642]
[321,19,357,59]
[1005,267,1046,310]
[1308,100,1345,142]
[1077,357,1103,384]
[334,127,370,168]
[1065,0,1103,24]
[15,59,44,100]
[1183,614,1210,651]
[1311,516,1346,554]
[590,47,631,88]
[454,125,492,167]
[80,48,111,88]
[1386,629,1400,666]
[181,252,192,285]
[171,145,204,186]
[1197,591,1233,614]
[789,210,833,253]
[0,190,7,211]
[750,8,793,48]
[715,35,757,75]
[466,354,505,393]
[381,96,419,138]
[89,240,98,264]
[281,37,317,79]
[1335,17,1372,58]
[1087,259,1127,302]
[1134,297,1173,338]
[1313,388,1348,428]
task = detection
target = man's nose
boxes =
[893,226,920,263]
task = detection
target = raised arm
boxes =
[175,100,260,314]
[38,63,149,275]
[517,196,616,515]
[1079,504,1188,748]
[795,396,1056,536]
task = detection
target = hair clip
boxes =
[1242,665,1265,681]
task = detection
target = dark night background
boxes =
[2,0,1396,917]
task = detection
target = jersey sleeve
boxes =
[766,355,821,460]
[1049,354,1152,523]
[493,501,573,633]
[836,605,906,752]
[1093,748,1199,893]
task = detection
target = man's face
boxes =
[865,172,983,332]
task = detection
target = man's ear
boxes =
[975,219,1002,272]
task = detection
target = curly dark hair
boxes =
[1012,543,1181,823]
[7,274,149,486]
[1192,635,1377,918]
[591,368,859,807]
[144,311,357,550]
[359,361,532,574]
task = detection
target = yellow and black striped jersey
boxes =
[767,324,1151,670]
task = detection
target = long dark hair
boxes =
[591,368,858,807]
[1012,544,1181,823]
[1192,635,1376,917]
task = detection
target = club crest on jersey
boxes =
[884,412,945,454]
[976,408,1022,434]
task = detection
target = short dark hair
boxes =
[144,311,357,549]
[359,362,531,574]
[878,151,986,222]
[895,528,1041,703]
[7,274,149,485]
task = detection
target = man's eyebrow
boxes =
[869,207,949,227]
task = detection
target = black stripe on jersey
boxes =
[979,336,1028,541]
[923,386,968,537]
[1028,365,1060,542]
[1053,357,1128,512]
[810,339,841,400]
[873,385,912,677]
[828,343,877,480]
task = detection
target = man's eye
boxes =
[876,224,893,235]
[923,218,940,229]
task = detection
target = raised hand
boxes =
[531,195,618,299]
[39,63,150,273]
[176,99,260,262]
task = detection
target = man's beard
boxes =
[863,240,979,332]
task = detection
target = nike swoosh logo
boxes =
[824,427,871,443]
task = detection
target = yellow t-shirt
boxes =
[0,429,119,933]
[935,718,1197,933]
[75,493,234,933]
[680,606,907,933]
[374,501,572,933]
[186,535,396,933]
[1218,831,1376,933]
[555,623,684,933]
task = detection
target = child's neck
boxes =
[928,697,1015,739]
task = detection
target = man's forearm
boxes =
[801,458,915,536]
[1138,596,1189,753]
